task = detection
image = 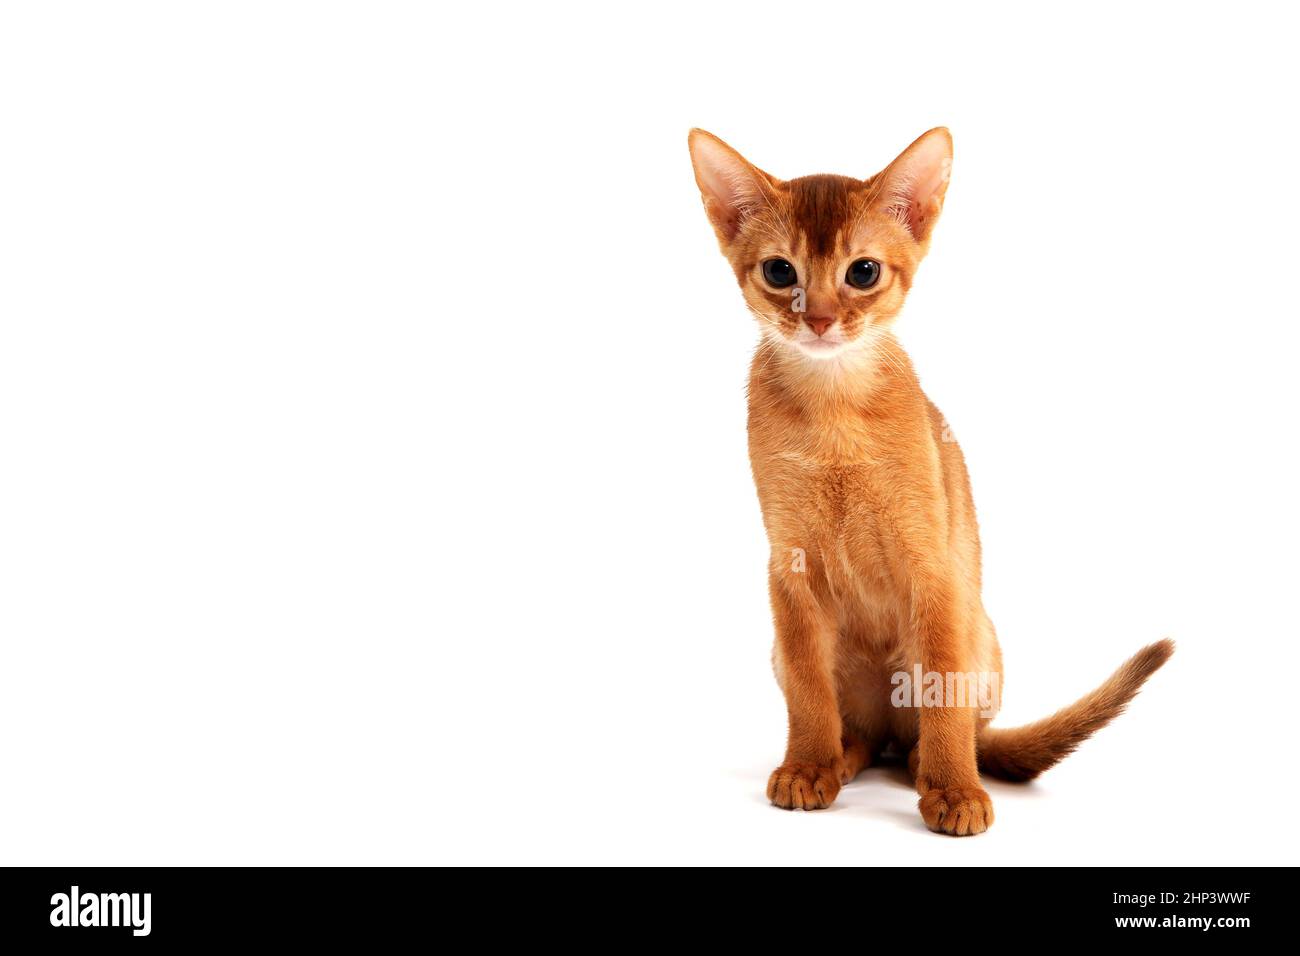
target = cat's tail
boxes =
[977,639,1174,782]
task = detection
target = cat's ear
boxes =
[872,127,953,243]
[688,129,776,244]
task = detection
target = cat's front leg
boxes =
[765,568,847,811]
[914,715,992,835]
[909,574,994,835]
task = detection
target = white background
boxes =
[2,2,1297,866]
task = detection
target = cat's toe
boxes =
[917,785,994,835]
[767,763,841,810]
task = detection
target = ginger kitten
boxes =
[687,128,1172,835]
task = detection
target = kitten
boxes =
[688,128,1172,835]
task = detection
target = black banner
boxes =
[0,866,1286,944]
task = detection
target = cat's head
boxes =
[688,128,951,362]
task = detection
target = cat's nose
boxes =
[805,315,834,337]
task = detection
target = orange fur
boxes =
[688,128,1172,835]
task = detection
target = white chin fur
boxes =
[791,338,853,360]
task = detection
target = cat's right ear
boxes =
[688,129,774,244]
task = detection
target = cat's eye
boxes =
[846,259,882,290]
[761,258,797,288]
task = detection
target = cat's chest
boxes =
[749,422,897,540]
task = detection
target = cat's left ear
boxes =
[872,127,953,244]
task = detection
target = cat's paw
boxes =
[917,785,994,836]
[839,734,872,784]
[767,763,841,810]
